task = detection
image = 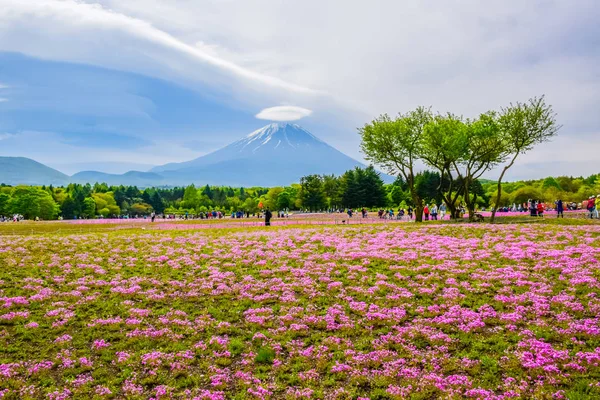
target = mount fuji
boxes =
[150,123,370,186]
[3,123,381,187]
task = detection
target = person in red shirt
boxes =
[536,201,544,217]
[423,205,430,221]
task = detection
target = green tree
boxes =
[202,185,213,200]
[264,187,284,210]
[8,186,59,220]
[359,107,432,221]
[388,185,408,206]
[130,203,153,215]
[511,186,543,205]
[300,175,325,211]
[92,192,120,216]
[542,177,562,191]
[242,197,259,214]
[415,170,443,205]
[362,166,386,208]
[322,175,342,209]
[182,184,199,209]
[150,191,165,214]
[341,169,360,209]
[490,96,560,223]
[60,196,77,219]
[82,197,97,218]
[0,192,10,216]
[276,191,292,210]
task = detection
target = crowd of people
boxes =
[3,196,599,223]
[492,197,599,219]
[0,214,23,222]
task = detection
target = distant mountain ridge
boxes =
[0,157,70,186]
[70,170,163,187]
[1,123,385,187]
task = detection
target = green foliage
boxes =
[92,192,120,217]
[359,96,562,222]
[8,186,59,220]
[542,177,562,190]
[0,192,10,215]
[130,203,153,215]
[276,191,292,210]
[255,346,276,365]
[60,196,77,219]
[228,338,245,357]
[415,170,443,205]
[300,175,326,211]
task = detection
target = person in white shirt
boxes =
[430,204,438,220]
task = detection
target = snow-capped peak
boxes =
[232,123,326,153]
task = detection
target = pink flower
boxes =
[92,339,110,350]
[54,334,72,344]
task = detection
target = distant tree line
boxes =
[0,183,267,220]
[2,169,598,220]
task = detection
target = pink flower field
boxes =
[1,222,600,399]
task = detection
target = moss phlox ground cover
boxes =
[1,223,600,399]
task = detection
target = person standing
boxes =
[537,201,544,217]
[556,199,564,218]
[588,196,596,219]
[530,200,537,217]
[424,205,430,221]
[265,208,272,226]
[439,203,446,220]
[430,204,438,220]
[407,206,413,220]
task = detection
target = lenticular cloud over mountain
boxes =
[255,106,313,121]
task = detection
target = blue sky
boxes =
[0,0,599,179]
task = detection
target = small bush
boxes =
[228,338,245,356]
[255,346,276,365]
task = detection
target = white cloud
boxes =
[0,98,8,102]
[0,0,322,96]
[0,133,15,140]
[255,106,312,121]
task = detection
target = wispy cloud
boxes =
[0,98,8,102]
[0,0,323,95]
[256,106,312,121]
[0,133,15,140]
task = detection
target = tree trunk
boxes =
[490,170,505,224]
[415,205,424,222]
[490,154,517,224]
[467,204,476,222]
[464,179,476,222]
[447,204,459,220]
[412,194,424,222]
